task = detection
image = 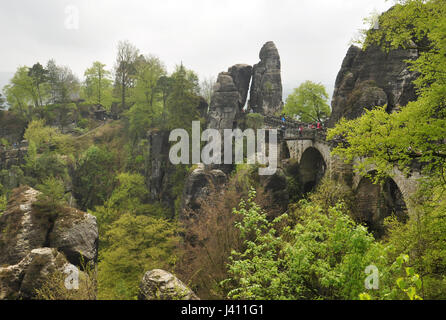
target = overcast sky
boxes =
[0,0,394,100]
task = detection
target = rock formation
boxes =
[182,41,285,217]
[138,269,199,300]
[328,44,419,127]
[228,64,253,109]
[0,247,78,300]
[0,186,98,299]
[181,164,227,215]
[249,41,283,115]
[207,64,252,131]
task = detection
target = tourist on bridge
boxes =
[299,125,303,136]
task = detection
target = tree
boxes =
[97,213,179,300]
[114,40,139,110]
[0,93,5,110]
[156,75,173,120]
[46,59,80,104]
[3,66,39,120]
[36,176,67,211]
[132,55,166,109]
[223,187,394,300]
[72,146,116,210]
[199,76,216,106]
[326,1,446,299]
[283,80,331,123]
[327,0,446,183]
[83,61,113,107]
[28,62,49,107]
[126,55,167,140]
[166,64,200,129]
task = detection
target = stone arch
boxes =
[285,140,331,168]
[299,147,327,193]
[354,170,408,238]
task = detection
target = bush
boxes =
[0,194,6,215]
[35,260,97,300]
[35,176,67,212]
[97,213,180,300]
[176,180,244,299]
[222,188,391,300]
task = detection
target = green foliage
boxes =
[283,80,331,122]
[35,260,97,300]
[73,146,116,210]
[91,172,150,232]
[3,66,39,120]
[382,180,446,299]
[97,213,179,300]
[22,121,72,187]
[46,59,80,105]
[328,0,446,182]
[35,176,67,212]
[245,113,264,130]
[0,194,6,215]
[360,254,423,300]
[114,40,139,110]
[223,188,390,300]
[166,64,201,130]
[131,55,166,111]
[24,119,75,155]
[83,61,113,108]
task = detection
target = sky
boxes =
[0,0,395,101]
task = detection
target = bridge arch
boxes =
[354,170,408,237]
[299,146,327,193]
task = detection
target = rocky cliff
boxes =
[0,186,98,299]
[328,44,419,127]
[248,41,283,115]
[207,64,252,131]
[182,41,285,216]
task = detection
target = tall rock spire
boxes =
[248,41,283,115]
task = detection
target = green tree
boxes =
[72,146,116,210]
[3,66,39,120]
[46,60,80,104]
[166,64,200,129]
[83,61,113,107]
[28,62,49,107]
[223,188,391,300]
[114,40,139,110]
[132,55,166,109]
[126,55,167,141]
[283,80,331,123]
[327,0,446,183]
[35,176,67,211]
[97,213,179,300]
[0,195,6,215]
[326,0,446,300]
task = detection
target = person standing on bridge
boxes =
[317,122,322,130]
[299,125,303,136]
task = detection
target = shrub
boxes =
[223,188,390,300]
[97,213,180,300]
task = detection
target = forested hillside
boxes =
[0,0,445,301]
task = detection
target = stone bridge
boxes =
[263,115,421,236]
